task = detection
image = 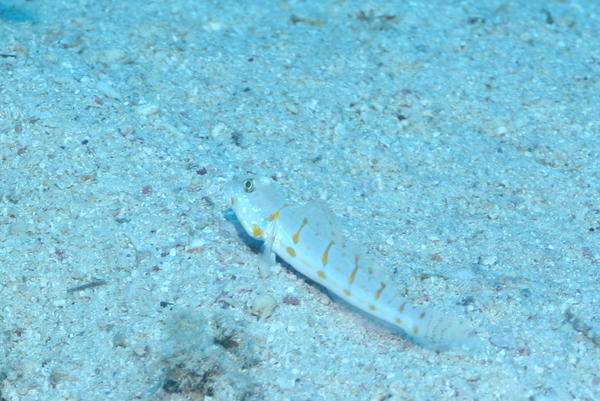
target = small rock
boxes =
[96,81,121,99]
[43,52,59,63]
[97,48,133,65]
[9,221,29,234]
[480,255,498,266]
[112,333,128,348]
[464,370,481,381]
[251,294,277,320]
[119,123,135,137]
[135,104,160,117]
[133,345,148,357]
[211,121,229,140]
[490,334,515,349]
[52,299,66,308]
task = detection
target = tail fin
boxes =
[404,304,482,352]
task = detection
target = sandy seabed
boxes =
[1,1,599,400]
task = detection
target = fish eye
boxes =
[243,179,255,192]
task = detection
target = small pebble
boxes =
[112,333,128,348]
[96,81,121,99]
[530,390,558,401]
[490,335,515,349]
[97,48,132,65]
[480,255,498,265]
[211,121,229,139]
[133,346,148,357]
[52,75,76,85]
[119,123,135,137]
[282,296,300,305]
[251,294,277,320]
[464,370,481,381]
[43,52,59,63]
[52,299,66,308]
[9,222,29,234]
[190,238,206,248]
[135,104,160,117]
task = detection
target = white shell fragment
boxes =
[251,294,278,321]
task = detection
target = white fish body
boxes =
[226,175,480,352]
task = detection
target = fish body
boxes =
[226,175,480,351]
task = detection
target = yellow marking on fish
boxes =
[292,218,309,243]
[267,204,291,221]
[286,247,296,257]
[374,282,386,300]
[419,312,426,319]
[317,271,327,279]
[395,317,403,324]
[369,305,377,311]
[348,255,360,284]
[399,303,406,313]
[413,325,419,335]
[348,266,359,284]
[322,240,334,265]
[252,225,263,237]
[344,289,351,296]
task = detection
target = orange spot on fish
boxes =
[252,225,263,237]
[322,240,334,265]
[374,282,386,300]
[292,218,309,243]
[348,255,360,284]
[267,204,291,221]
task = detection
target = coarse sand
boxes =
[1,0,599,400]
